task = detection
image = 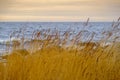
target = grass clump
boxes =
[0,18,120,80]
[1,45,120,80]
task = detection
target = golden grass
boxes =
[0,18,120,80]
[1,45,120,80]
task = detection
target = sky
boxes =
[0,0,120,22]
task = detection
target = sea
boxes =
[0,22,120,54]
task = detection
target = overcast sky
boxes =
[0,0,120,21]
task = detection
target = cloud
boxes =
[0,0,120,21]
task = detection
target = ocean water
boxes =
[0,22,119,53]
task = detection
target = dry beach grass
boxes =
[0,18,120,80]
